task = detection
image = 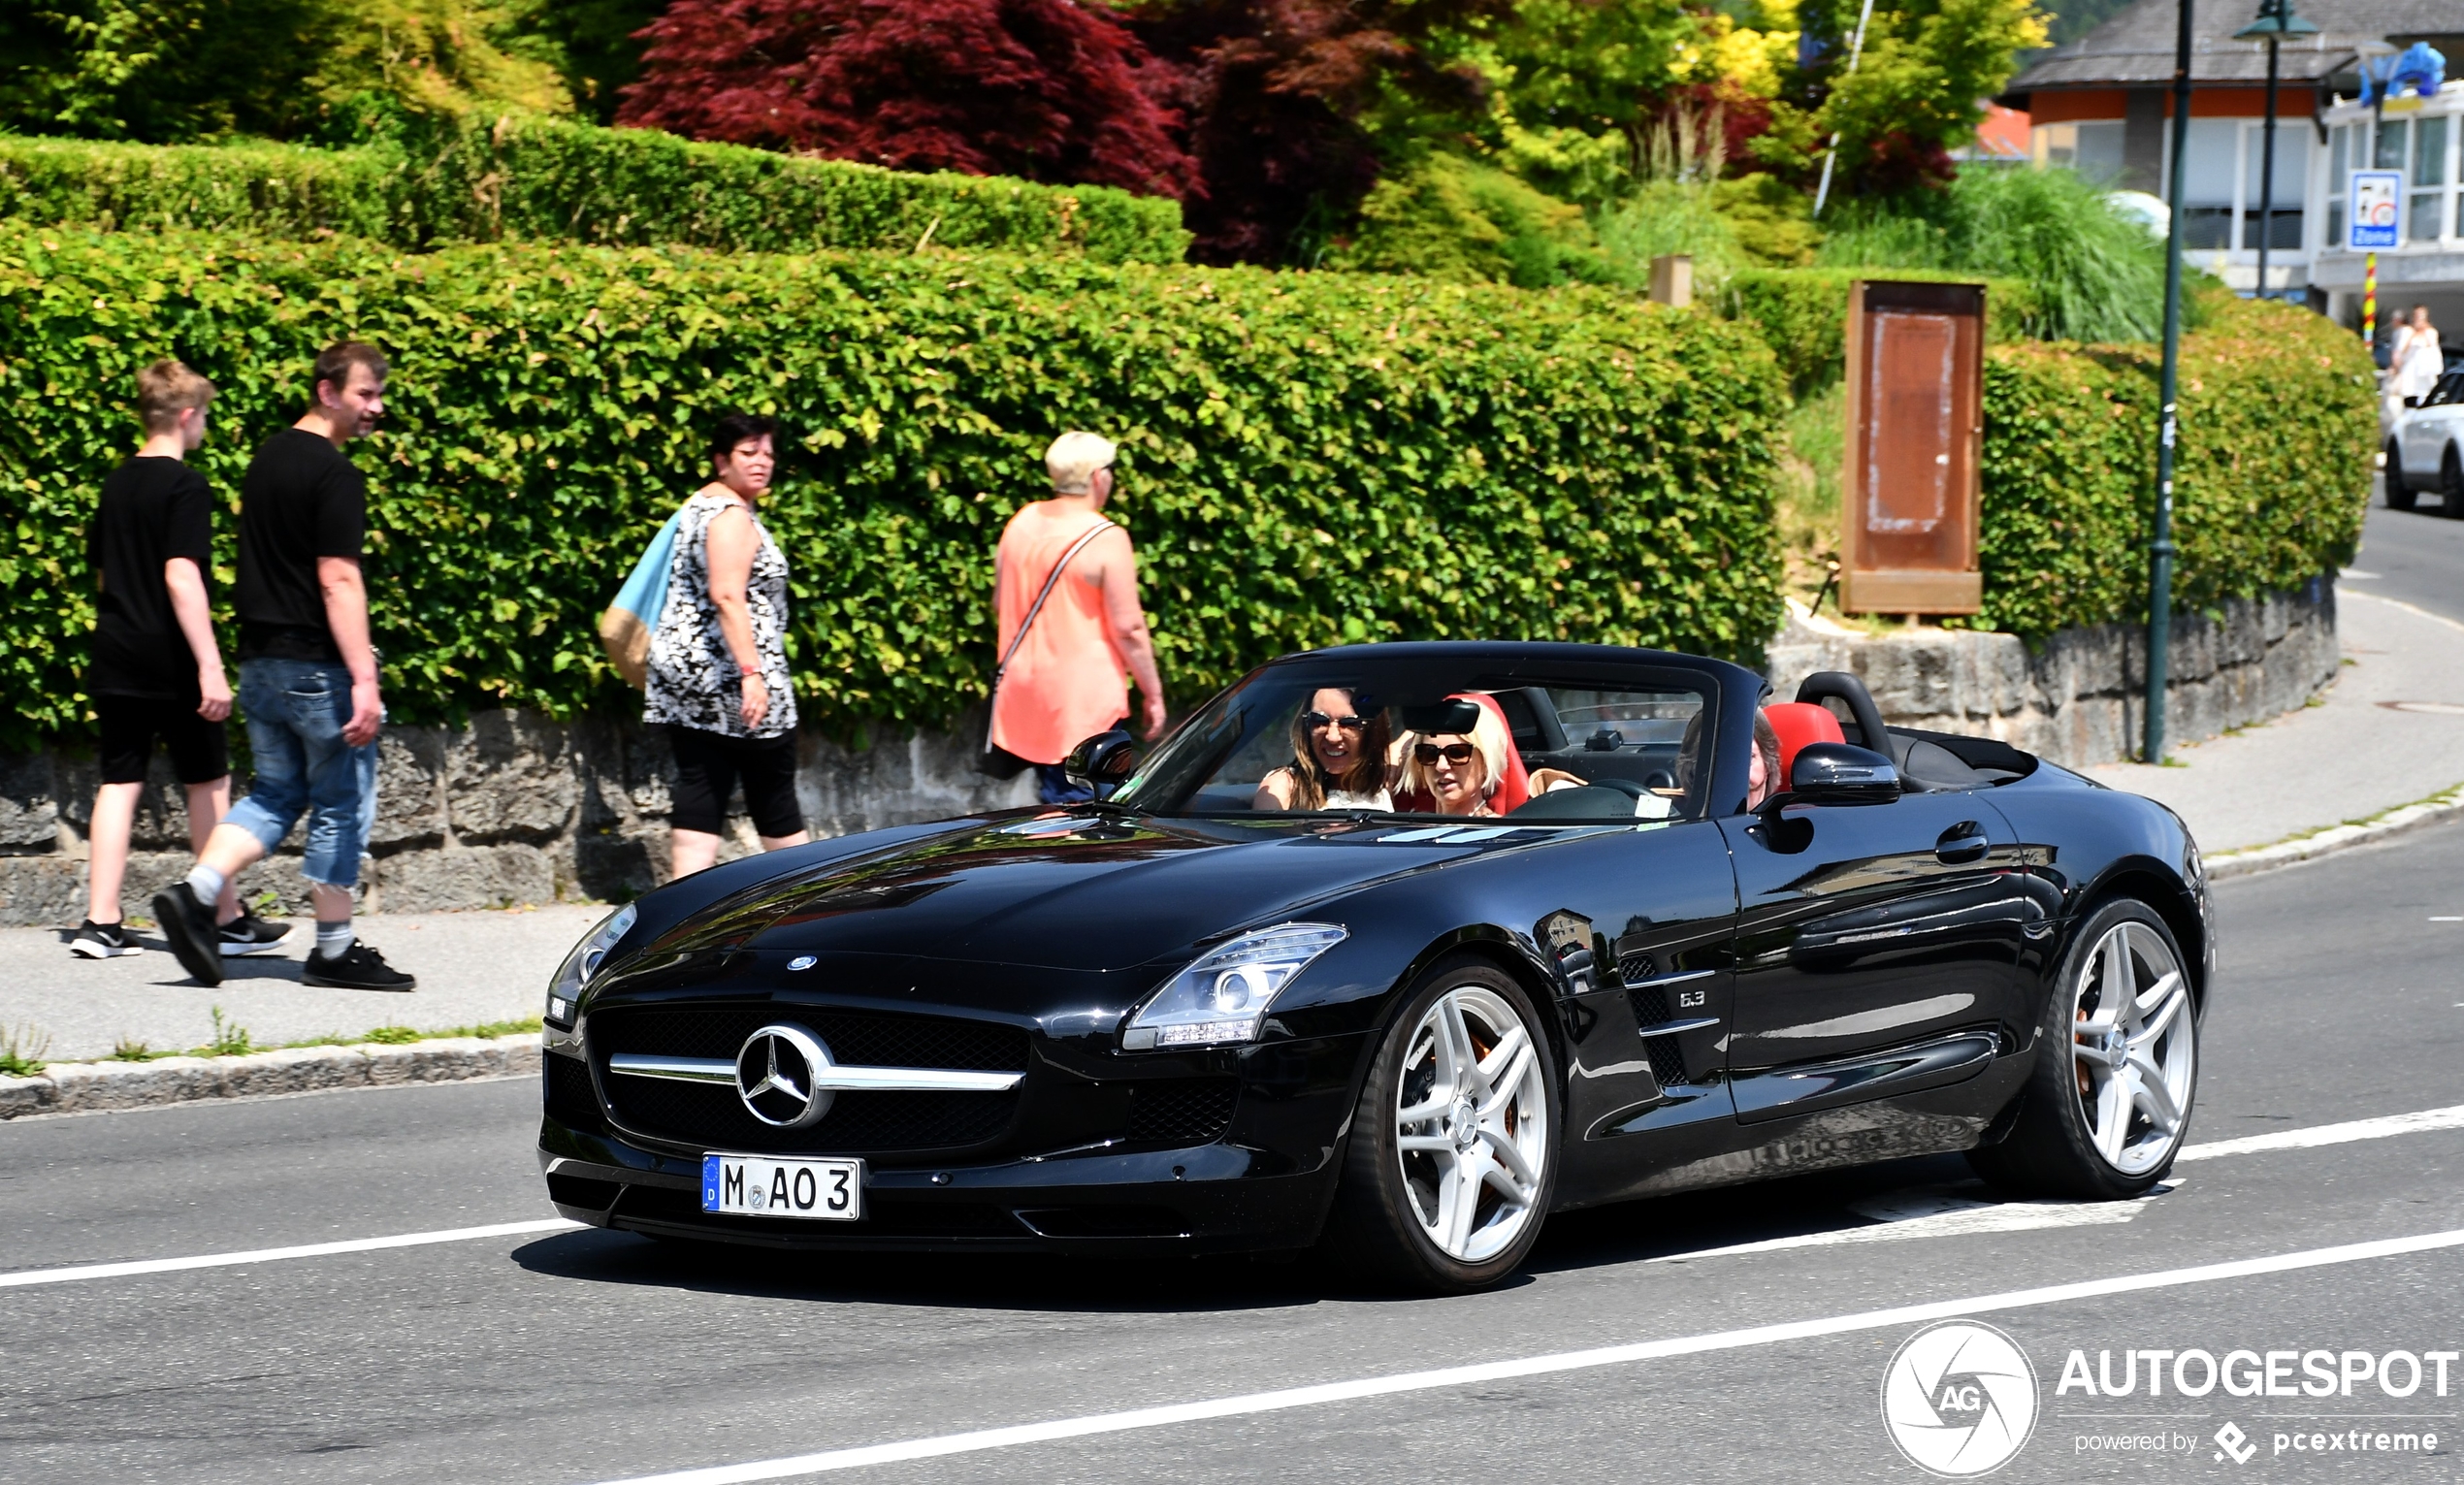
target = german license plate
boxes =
[700,1154,863,1220]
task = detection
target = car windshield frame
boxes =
[1110,647,1735,824]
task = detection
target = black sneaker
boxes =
[70,919,143,958]
[150,887,225,985]
[217,913,295,957]
[303,942,417,992]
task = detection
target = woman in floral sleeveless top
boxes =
[645,413,810,877]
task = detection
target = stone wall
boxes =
[0,709,1036,927]
[1765,582,2340,769]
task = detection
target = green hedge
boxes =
[0,224,1785,751]
[1967,296,2376,638]
[0,116,1191,266]
[1721,268,2039,397]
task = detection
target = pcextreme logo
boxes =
[1881,1321,2041,1476]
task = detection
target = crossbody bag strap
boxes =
[986,519,1117,744]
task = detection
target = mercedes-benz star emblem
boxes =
[735,1023,837,1129]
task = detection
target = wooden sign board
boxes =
[1840,279,1984,615]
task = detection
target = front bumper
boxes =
[535,1030,1370,1255]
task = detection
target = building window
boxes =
[2241,118,2309,250]
[2410,115,2454,243]
[2031,120,2125,179]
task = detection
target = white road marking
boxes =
[586,1227,2464,1485]
[2175,1103,2464,1163]
[0,1218,581,1290]
[2431,916,2463,921]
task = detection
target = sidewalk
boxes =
[0,904,604,1065]
[2089,589,2464,855]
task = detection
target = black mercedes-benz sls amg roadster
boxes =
[538,642,2210,1291]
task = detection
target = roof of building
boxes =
[2007,0,2460,93]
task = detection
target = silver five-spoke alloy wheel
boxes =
[1393,985,1550,1263]
[2069,918,2195,1176]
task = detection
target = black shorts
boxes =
[667,726,803,838]
[96,693,230,786]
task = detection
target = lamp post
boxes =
[2145,0,2195,764]
[2234,0,2319,302]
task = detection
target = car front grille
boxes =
[543,1051,603,1130]
[589,1003,1029,1157]
[1125,1078,1239,1145]
[593,1006,1028,1072]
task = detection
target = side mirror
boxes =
[1063,728,1140,793]
[2405,395,2422,409]
[1778,742,1900,807]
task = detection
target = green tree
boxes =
[1806,0,2046,193]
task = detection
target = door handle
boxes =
[1935,823,1990,865]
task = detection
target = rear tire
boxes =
[1318,954,1559,1293]
[2386,441,2416,509]
[2444,446,2464,517]
[1969,898,2197,1200]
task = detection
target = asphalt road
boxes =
[2355,489,2464,625]
[6,822,2463,1482]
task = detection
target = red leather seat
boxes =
[1764,701,1845,779]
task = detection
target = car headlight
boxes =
[1120,923,1347,1049]
[546,903,637,1026]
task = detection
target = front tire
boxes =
[2444,446,2464,517]
[1969,898,2197,1200]
[1320,955,1559,1292]
[2386,441,2416,509]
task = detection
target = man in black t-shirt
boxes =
[151,342,413,991]
[73,362,289,960]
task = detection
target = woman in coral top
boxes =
[989,432,1169,802]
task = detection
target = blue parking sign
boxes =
[2350,170,2403,249]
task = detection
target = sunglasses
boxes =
[1413,742,1476,765]
[1301,711,1369,732]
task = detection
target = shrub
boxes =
[0,136,399,239]
[1329,155,1613,289]
[1967,295,2376,638]
[0,117,1192,265]
[0,222,1786,751]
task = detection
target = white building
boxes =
[2003,0,2463,333]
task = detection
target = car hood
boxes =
[644,811,1517,973]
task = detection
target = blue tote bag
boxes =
[598,510,682,689]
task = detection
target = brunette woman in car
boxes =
[1255,687,1394,810]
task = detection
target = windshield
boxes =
[1113,658,1717,823]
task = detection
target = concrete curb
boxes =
[2206,782,2464,881]
[0,1032,540,1120]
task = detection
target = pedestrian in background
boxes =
[989,432,1167,804]
[73,361,286,959]
[152,341,412,991]
[646,412,811,880]
[2392,305,2444,418]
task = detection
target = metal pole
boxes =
[2146,0,2194,764]
[1812,0,1880,218]
[2255,35,2280,298]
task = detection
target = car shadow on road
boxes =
[505,1152,1983,1309]
[1524,1152,1979,1273]
[507,1227,1374,1313]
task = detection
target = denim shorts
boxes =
[222,659,378,888]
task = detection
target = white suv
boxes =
[2388,369,2464,512]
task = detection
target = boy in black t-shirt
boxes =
[73,362,289,959]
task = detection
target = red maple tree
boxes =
[618,0,1200,202]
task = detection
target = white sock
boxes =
[315,921,354,959]
[185,865,226,908]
